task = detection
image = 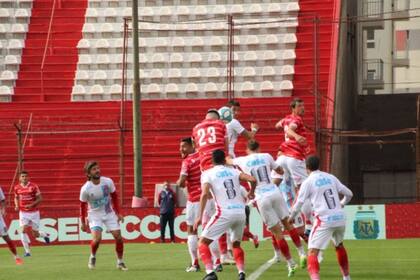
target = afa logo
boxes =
[353,206,380,239]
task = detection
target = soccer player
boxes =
[274,97,313,234]
[231,140,307,276]
[176,137,203,272]
[192,108,233,264]
[0,186,23,265]
[194,149,257,280]
[289,155,353,280]
[14,170,50,257]
[225,100,259,158]
[79,161,127,271]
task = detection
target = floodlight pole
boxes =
[132,0,142,199]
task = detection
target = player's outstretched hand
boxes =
[117,214,124,223]
[193,218,201,232]
[251,123,259,132]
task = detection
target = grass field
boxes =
[0,239,419,280]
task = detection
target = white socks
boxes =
[297,246,306,257]
[343,276,351,280]
[20,233,30,253]
[187,235,198,265]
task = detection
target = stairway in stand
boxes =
[13,0,87,103]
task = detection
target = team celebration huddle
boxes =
[176,98,353,280]
[1,98,352,280]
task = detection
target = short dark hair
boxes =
[227,99,240,107]
[290,97,303,109]
[84,161,98,175]
[207,108,220,119]
[212,149,226,165]
[305,155,320,171]
[247,140,260,151]
[181,137,193,146]
[19,170,28,175]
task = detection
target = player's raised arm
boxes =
[239,172,257,199]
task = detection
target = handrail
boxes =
[40,0,57,102]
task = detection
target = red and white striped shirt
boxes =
[192,119,227,171]
[14,182,41,212]
[180,152,202,202]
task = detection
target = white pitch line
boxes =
[247,260,274,280]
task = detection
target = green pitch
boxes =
[0,239,419,280]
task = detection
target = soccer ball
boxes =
[218,106,233,123]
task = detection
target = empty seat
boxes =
[149,69,163,79]
[78,54,92,66]
[176,6,190,15]
[100,23,114,34]
[123,7,131,17]
[170,53,183,63]
[268,3,281,13]
[76,70,89,80]
[139,53,148,63]
[243,51,257,61]
[172,37,185,47]
[209,37,224,46]
[241,81,254,91]
[188,53,202,63]
[264,35,278,44]
[283,34,297,44]
[230,5,244,14]
[109,84,122,94]
[262,66,275,76]
[281,65,294,75]
[168,69,181,78]
[0,8,10,22]
[159,6,172,16]
[191,37,204,47]
[241,67,256,77]
[14,8,30,18]
[287,3,300,12]
[194,6,207,15]
[247,4,262,13]
[140,7,154,17]
[93,70,107,80]
[77,39,90,50]
[187,68,201,78]
[204,82,218,92]
[245,35,259,45]
[263,50,276,60]
[96,54,111,65]
[147,83,160,93]
[85,8,98,22]
[0,85,12,97]
[261,81,274,91]
[0,70,15,80]
[4,55,19,65]
[206,68,220,78]
[282,50,296,60]
[212,5,226,15]
[280,80,293,90]
[165,83,179,93]
[185,83,198,92]
[104,8,117,18]
[151,53,165,63]
[90,84,104,94]
[152,37,168,47]
[208,53,221,62]
[95,39,110,49]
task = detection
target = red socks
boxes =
[5,238,17,255]
[199,243,213,271]
[288,228,302,248]
[233,247,245,272]
[218,234,228,255]
[271,235,280,250]
[116,239,124,259]
[91,240,99,256]
[276,238,291,260]
[308,254,320,280]
[336,246,349,276]
[243,227,254,240]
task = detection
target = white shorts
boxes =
[19,211,40,230]
[201,212,245,243]
[202,199,216,226]
[256,188,289,229]
[186,201,200,226]
[0,216,8,236]
[88,211,120,232]
[291,213,305,228]
[309,222,345,250]
[272,155,307,186]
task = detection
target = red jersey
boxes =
[180,152,202,202]
[279,114,309,160]
[192,119,227,171]
[14,182,41,212]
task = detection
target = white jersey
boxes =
[226,119,245,158]
[79,176,116,215]
[297,171,353,226]
[233,153,279,198]
[201,165,245,215]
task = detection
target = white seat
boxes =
[90,84,104,95]
[268,3,281,13]
[104,8,117,18]
[208,53,221,62]
[185,83,198,92]
[287,3,300,12]
[172,37,185,47]
[123,7,131,17]
[147,83,160,93]
[113,38,124,48]
[83,23,96,34]
[230,5,244,14]
[170,53,183,63]
[165,83,179,93]
[109,84,122,94]
[209,37,224,46]
[93,70,107,80]
[139,54,148,63]
[0,8,10,18]
[281,65,294,75]
[14,8,30,18]
[168,69,181,78]
[141,7,154,17]
[0,85,12,95]
[76,70,89,80]
[176,6,190,15]
[0,70,15,80]
[96,54,111,64]
[241,67,256,77]
[248,4,262,13]
[284,34,297,44]
[85,8,98,20]
[151,53,165,63]
[100,23,114,33]
[187,68,201,78]
[78,54,92,65]
[280,80,293,90]
[241,81,254,91]
[204,82,217,92]
[264,35,278,44]
[191,37,204,47]
[263,50,276,60]
[283,50,296,60]
[4,55,19,65]
[152,37,167,47]
[95,39,110,49]
[206,68,220,78]
[12,23,27,32]
[149,69,163,79]
[212,5,226,15]
[243,51,257,61]
[159,6,172,16]
[77,39,90,49]
[189,53,202,63]
[262,66,275,76]
[138,38,146,47]
[261,81,274,91]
